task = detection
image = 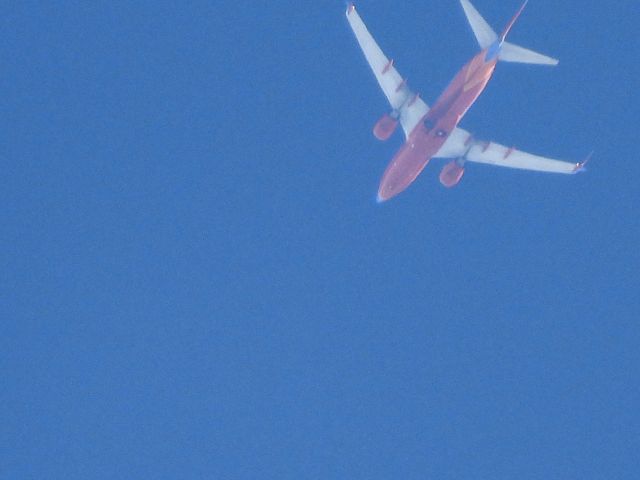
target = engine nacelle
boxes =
[439,159,465,188]
[373,113,399,141]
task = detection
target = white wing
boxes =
[436,126,582,174]
[346,4,429,138]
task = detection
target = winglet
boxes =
[574,151,593,173]
[346,3,355,16]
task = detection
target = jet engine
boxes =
[373,113,399,141]
[439,159,465,187]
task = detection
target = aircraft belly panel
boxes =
[378,128,448,201]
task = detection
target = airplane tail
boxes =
[460,0,559,66]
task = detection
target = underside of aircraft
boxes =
[346,0,588,201]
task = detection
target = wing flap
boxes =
[346,5,429,137]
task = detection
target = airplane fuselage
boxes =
[378,48,498,201]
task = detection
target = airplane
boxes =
[346,0,589,202]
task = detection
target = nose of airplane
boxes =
[376,182,399,203]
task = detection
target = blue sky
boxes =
[2,1,638,478]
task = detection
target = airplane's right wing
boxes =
[436,126,584,174]
[346,4,429,138]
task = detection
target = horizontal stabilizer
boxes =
[460,0,497,49]
[499,41,559,65]
[461,0,559,66]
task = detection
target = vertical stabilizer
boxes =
[460,0,497,49]
[499,0,529,42]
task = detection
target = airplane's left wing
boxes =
[436,126,584,174]
[346,4,429,138]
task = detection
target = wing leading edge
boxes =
[436,126,583,174]
[346,4,429,138]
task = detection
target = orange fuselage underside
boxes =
[378,50,498,201]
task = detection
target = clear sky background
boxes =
[2,1,638,478]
